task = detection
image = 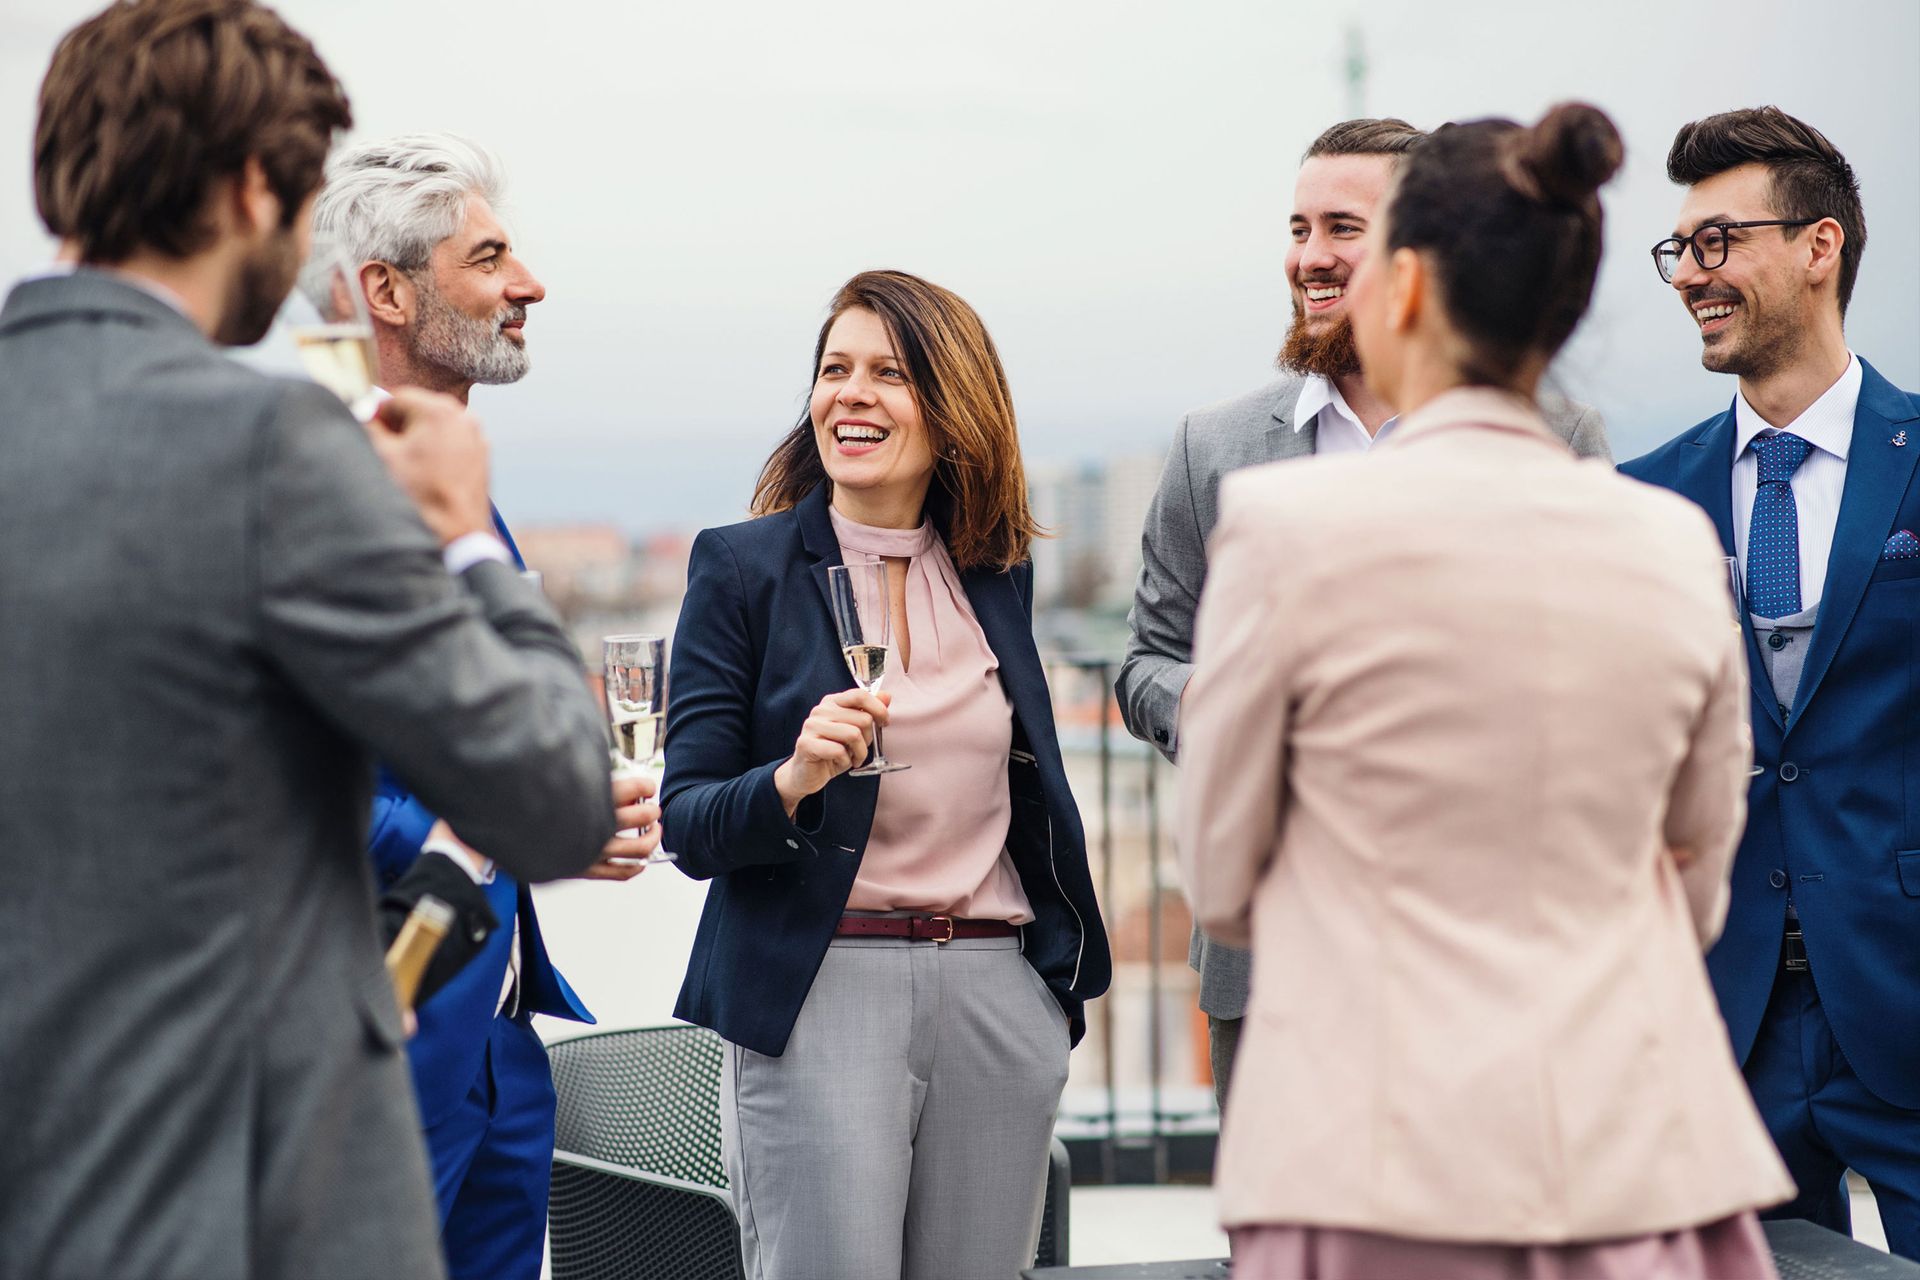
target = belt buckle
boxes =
[921,915,955,945]
[1783,923,1809,973]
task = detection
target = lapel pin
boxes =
[1895,430,1909,447]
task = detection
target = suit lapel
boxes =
[1790,361,1920,722]
[961,566,1058,758]
[1668,406,1741,553]
[796,484,845,617]
[1265,379,1315,462]
[1666,405,1783,731]
[490,505,526,570]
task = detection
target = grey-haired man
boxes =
[316,134,657,1280]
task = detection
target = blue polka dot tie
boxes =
[1746,431,1813,618]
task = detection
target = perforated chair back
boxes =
[546,1024,1071,1278]
[548,1025,741,1280]
[550,1023,727,1187]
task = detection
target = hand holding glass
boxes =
[827,562,909,776]
[603,634,676,864]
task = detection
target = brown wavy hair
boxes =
[751,270,1041,573]
[35,0,351,263]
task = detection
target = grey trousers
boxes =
[720,936,1070,1280]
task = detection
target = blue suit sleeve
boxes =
[659,530,823,882]
[367,768,436,889]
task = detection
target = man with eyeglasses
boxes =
[1622,106,1920,1260]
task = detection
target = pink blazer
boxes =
[1179,387,1793,1242]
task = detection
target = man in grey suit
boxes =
[0,3,615,1278]
[1117,117,1613,1108]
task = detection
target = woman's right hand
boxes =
[772,689,891,816]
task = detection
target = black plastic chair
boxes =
[548,1024,1072,1280]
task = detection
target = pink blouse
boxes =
[830,508,1033,924]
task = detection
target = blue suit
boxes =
[1621,359,1920,1256]
[366,508,594,1280]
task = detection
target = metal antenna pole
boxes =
[1344,24,1368,119]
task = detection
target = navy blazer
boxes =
[661,484,1111,1057]
[1620,358,1920,1107]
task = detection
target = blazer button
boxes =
[1766,632,1787,650]
[1778,762,1800,782]
[1769,869,1788,889]
[1154,728,1169,745]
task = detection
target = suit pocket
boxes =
[1896,850,1920,898]
[1871,557,1920,584]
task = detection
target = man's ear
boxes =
[361,261,414,328]
[1804,216,1845,293]
[231,156,280,237]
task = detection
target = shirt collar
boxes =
[1291,373,1335,433]
[1292,372,1401,446]
[1389,385,1554,447]
[1733,353,1861,462]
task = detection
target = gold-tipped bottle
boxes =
[385,895,456,1012]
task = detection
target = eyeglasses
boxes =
[1651,220,1819,283]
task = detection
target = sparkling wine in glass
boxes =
[827,562,909,777]
[286,247,379,420]
[603,633,676,863]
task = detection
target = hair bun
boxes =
[1502,102,1624,207]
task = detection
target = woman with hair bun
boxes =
[1179,104,1793,1278]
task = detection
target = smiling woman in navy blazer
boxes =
[661,269,1109,1280]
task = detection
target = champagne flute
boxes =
[827,562,910,776]
[603,633,676,864]
[285,246,379,420]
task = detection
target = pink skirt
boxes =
[1228,1211,1777,1280]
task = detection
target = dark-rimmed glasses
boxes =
[1651,220,1819,283]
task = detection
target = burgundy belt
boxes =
[834,914,1019,944]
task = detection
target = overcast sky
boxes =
[4,0,1916,536]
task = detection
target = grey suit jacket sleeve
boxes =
[1547,397,1613,462]
[1117,415,1203,763]
[254,383,613,882]
[1569,405,1611,461]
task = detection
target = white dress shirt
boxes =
[1292,374,1399,455]
[1732,355,1861,610]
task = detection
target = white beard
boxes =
[409,277,530,385]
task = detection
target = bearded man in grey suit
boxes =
[1118,118,1613,1108]
[0,3,617,1278]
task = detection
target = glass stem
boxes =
[870,718,886,765]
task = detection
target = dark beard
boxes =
[217,227,300,347]
[1277,305,1361,380]
[1699,296,1802,383]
